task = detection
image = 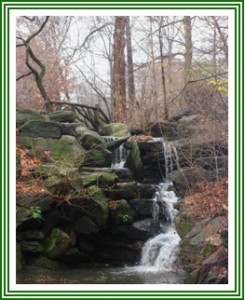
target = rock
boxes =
[148,121,177,140]
[19,120,63,139]
[75,216,99,235]
[187,217,228,247]
[32,164,60,179]
[44,175,71,195]
[50,135,84,163]
[129,199,158,218]
[75,126,106,150]
[81,172,118,188]
[138,141,165,165]
[87,186,109,227]
[77,238,95,253]
[170,166,228,197]
[16,243,22,271]
[195,246,228,284]
[109,200,133,225]
[17,230,45,241]
[20,240,43,254]
[126,219,162,240]
[102,123,130,137]
[16,108,46,128]
[43,228,71,259]
[138,184,157,199]
[59,247,90,264]
[105,181,139,200]
[17,135,85,165]
[83,145,112,168]
[31,256,64,270]
[48,110,76,123]
[221,229,228,248]
[175,214,194,239]
[16,152,21,178]
[125,142,144,181]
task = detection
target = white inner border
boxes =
[9,7,235,293]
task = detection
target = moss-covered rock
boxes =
[75,126,106,150]
[81,172,118,188]
[17,135,85,166]
[109,200,133,225]
[43,228,71,259]
[175,214,194,239]
[102,123,130,137]
[19,120,63,139]
[87,186,109,227]
[16,108,46,128]
[83,145,112,168]
[125,142,144,181]
[48,110,76,123]
[44,175,71,195]
[105,181,139,200]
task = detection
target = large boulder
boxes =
[102,123,130,137]
[86,186,109,227]
[75,126,106,150]
[48,110,76,123]
[74,216,99,235]
[104,181,139,200]
[126,219,162,240]
[17,135,85,165]
[81,172,118,188]
[83,145,112,168]
[129,198,159,219]
[20,240,43,254]
[19,120,63,139]
[16,108,46,128]
[43,228,72,259]
[149,121,177,140]
[125,142,144,181]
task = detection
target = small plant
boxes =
[120,214,130,224]
[30,206,42,219]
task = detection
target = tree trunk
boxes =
[183,16,192,104]
[113,16,127,122]
[126,16,136,107]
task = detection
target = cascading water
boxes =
[106,135,182,273]
[139,181,181,271]
[103,136,129,169]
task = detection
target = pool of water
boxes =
[17,265,186,284]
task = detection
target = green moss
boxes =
[125,142,143,181]
[81,172,118,188]
[175,214,194,239]
[102,123,129,137]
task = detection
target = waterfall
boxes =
[104,135,181,272]
[139,181,180,271]
[153,137,180,177]
[103,136,129,169]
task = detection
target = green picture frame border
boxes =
[1,1,244,298]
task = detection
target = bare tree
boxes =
[113,16,127,122]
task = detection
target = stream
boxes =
[17,137,186,284]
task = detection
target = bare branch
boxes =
[16,71,33,81]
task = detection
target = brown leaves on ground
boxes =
[129,135,153,142]
[17,145,41,177]
[16,145,45,194]
[184,178,228,221]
